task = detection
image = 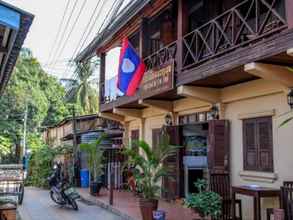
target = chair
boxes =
[267,182,293,220]
[209,173,242,220]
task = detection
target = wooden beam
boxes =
[99,53,106,104]
[177,85,221,104]
[113,108,142,118]
[138,99,173,112]
[98,112,125,123]
[244,62,293,87]
[287,48,293,57]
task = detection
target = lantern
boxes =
[287,89,293,109]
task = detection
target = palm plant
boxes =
[63,61,99,114]
[79,136,104,183]
[124,133,179,200]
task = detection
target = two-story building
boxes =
[77,0,293,219]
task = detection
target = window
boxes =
[243,117,273,172]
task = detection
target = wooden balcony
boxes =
[178,0,291,86]
[100,0,293,112]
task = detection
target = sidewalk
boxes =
[78,188,199,220]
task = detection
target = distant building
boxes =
[0,1,33,94]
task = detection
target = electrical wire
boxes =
[49,0,79,69]
[53,0,88,68]
[46,0,71,65]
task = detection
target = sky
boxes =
[4,0,124,80]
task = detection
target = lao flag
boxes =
[117,38,145,96]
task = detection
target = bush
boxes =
[26,143,73,188]
[184,179,222,219]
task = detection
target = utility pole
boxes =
[22,102,28,162]
[71,105,79,186]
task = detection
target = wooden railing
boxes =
[144,41,177,71]
[181,0,287,71]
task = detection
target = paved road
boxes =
[18,187,122,220]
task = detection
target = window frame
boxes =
[242,116,274,173]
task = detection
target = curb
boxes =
[79,194,137,220]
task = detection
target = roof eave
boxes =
[75,0,151,62]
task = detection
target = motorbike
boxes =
[48,163,80,210]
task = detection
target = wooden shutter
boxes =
[161,126,183,200]
[243,118,258,171]
[256,117,273,172]
[208,120,230,173]
[243,117,274,172]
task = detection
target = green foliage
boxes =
[80,136,104,182]
[26,139,73,188]
[0,136,12,159]
[124,132,180,200]
[0,48,71,161]
[184,179,222,219]
[63,61,99,114]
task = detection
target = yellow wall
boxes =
[119,79,292,220]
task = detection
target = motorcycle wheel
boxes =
[69,198,78,211]
[50,191,65,205]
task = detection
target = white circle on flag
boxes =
[121,58,135,73]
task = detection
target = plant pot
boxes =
[139,198,158,220]
[90,181,103,196]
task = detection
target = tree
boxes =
[0,48,70,161]
[63,62,99,114]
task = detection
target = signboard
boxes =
[140,61,174,99]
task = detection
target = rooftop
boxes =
[0,0,34,94]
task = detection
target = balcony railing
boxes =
[144,41,177,72]
[181,0,287,71]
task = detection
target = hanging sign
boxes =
[140,60,174,99]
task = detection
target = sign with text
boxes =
[140,61,174,99]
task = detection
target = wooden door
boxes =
[160,126,184,200]
[208,120,230,173]
[130,130,139,154]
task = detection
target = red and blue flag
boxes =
[117,38,145,96]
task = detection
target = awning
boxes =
[0,5,20,30]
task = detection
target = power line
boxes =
[49,0,79,69]
[62,0,107,81]
[53,0,88,68]
[46,0,71,65]
[66,0,119,82]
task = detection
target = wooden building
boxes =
[0,1,33,94]
[78,0,293,219]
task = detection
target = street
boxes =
[18,187,123,220]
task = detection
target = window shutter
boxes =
[208,120,230,173]
[257,117,273,172]
[243,119,258,171]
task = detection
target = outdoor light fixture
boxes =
[210,105,219,119]
[287,88,293,109]
[164,113,173,126]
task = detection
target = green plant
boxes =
[80,136,104,182]
[26,142,73,188]
[124,132,179,200]
[184,179,222,219]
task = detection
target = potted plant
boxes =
[80,136,104,196]
[184,179,222,220]
[124,134,179,220]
